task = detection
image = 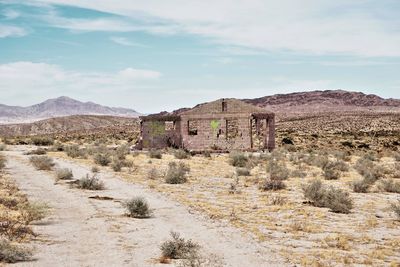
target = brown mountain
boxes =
[244,90,400,114]
[0,115,139,137]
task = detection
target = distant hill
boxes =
[0,96,141,124]
[0,115,138,137]
[244,90,400,114]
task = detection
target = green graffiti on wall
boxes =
[210,120,220,132]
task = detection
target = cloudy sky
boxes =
[0,0,399,113]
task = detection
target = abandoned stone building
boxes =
[138,98,275,151]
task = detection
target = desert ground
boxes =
[1,139,399,266]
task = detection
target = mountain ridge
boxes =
[0,96,141,124]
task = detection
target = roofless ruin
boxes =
[138,98,275,152]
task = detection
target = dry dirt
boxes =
[44,146,400,266]
[3,147,282,267]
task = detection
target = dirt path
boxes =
[4,149,284,267]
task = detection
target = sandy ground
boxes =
[3,148,284,267]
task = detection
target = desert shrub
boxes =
[0,239,32,263]
[351,179,370,193]
[379,179,400,193]
[165,162,189,184]
[65,145,87,158]
[303,179,353,213]
[160,231,200,259]
[94,153,111,166]
[259,178,286,191]
[394,152,400,162]
[354,158,384,184]
[29,156,55,170]
[123,197,152,218]
[267,160,289,180]
[363,152,378,162]
[31,136,54,146]
[25,148,47,155]
[229,151,248,167]
[332,150,352,162]
[91,166,99,173]
[55,168,73,181]
[291,169,307,178]
[323,187,353,213]
[236,167,250,176]
[0,155,6,170]
[77,174,105,190]
[323,164,340,180]
[147,167,159,180]
[330,160,349,172]
[18,202,48,223]
[270,195,287,205]
[0,144,7,151]
[149,150,162,159]
[173,149,190,159]
[114,144,130,161]
[391,200,400,220]
[111,159,123,172]
[312,155,329,169]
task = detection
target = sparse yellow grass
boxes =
[51,147,400,266]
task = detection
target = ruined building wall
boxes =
[141,120,181,149]
[180,115,252,151]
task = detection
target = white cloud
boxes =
[0,61,162,106]
[31,0,400,57]
[0,24,27,38]
[110,36,146,47]
[3,9,21,20]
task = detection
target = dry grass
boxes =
[29,156,55,171]
[0,172,47,263]
[51,147,400,266]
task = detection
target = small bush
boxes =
[0,144,7,151]
[229,151,248,167]
[111,159,123,172]
[77,174,105,190]
[303,179,353,213]
[351,179,370,193]
[270,195,286,205]
[0,239,32,263]
[0,155,6,170]
[236,167,250,176]
[267,160,289,180]
[114,145,130,160]
[379,179,400,193]
[323,166,340,180]
[173,149,190,159]
[31,136,54,146]
[165,162,190,184]
[147,167,159,180]
[25,148,47,155]
[391,200,400,220]
[91,166,99,173]
[259,178,286,191]
[65,145,87,158]
[18,202,48,223]
[94,153,111,166]
[160,231,200,259]
[30,156,55,170]
[149,150,162,159]
[55,168,73,181]
[394,152,400,162]
[123,197,152,218]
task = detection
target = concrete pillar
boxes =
[267,116,275,150]
[264,119,269,150]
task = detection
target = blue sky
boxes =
[0,0,399,113]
